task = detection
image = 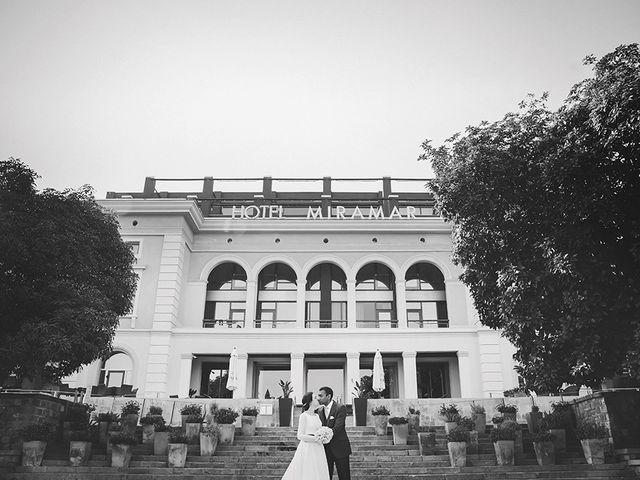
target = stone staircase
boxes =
[2,426,638,479]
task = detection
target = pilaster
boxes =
[346,352,360,403]
[402,351,418,399]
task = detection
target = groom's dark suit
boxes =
[318,403,351,480]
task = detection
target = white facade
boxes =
[68,179,518,402]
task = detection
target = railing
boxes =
[305,320,348,328]
[356,320,399,328]
[203,319,245,328]
[253,319,297,328]
[407,319,449,328]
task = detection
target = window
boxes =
[405,263,445,290]
[203,301,246,328]
[306,264,347,291]
[258,263,297,290]
[356,263,395,291]
[208,263,247,291]
[256,301,296,327]
[406,301,448,327]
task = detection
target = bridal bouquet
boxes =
[315,426,333,444]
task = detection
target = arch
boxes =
[405,262,446,290]
[251,255,302,282]
[301,256,352,282]
[351,255,401,282]
[400,255,454,281]
[200,256,252,282]
[99,346,137,387]
[207,262,247,291]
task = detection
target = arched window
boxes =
[405,262,448,328]
[99,351,133,387]
[355,262,397,327]
[256,263,297,328]
[305,263,347,328]
[204,262,247,328]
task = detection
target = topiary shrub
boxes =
[149,406,163,416]
[439,403,461,422]
[388,417,408,425]
[242,407,260,416]
[371,405,390,416]
[447,425,470,443]
[179,404,202,416]
[121,401,141,416]
[213,408,239,424]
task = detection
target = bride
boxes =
[281,392,329,480]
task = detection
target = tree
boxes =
[0,158,137,387]
[420,44,640,391]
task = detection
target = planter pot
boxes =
[447,441,467,467]
[549,428,566,453]
[407,414,420,434]
[533,440,556,466]
[392,423,409,445]
[122,413,138,436]
[200,432,218,456]
[418,432,437,456]
[181,414,190,427]
[353,398,368,427]
[471,413,486,433]
[494,440,515,466]
[167,443,188,468]
[21,440,46,467]
[142,424,155,444]
[69,440,92,466]
[444,421,458,434]
[241,416,257,436]
[278,398,293,427]
[111,444,132,468]
[218,423,236,445]
[185,423,201,444]
[98,422,110,445]
[468,430,479,454]
[525,411,542,434]
[153,431,169,455]
[502,412,517,422]
[581,438,606,465]
[372,415,389,436]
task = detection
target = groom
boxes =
[317,386,352,480]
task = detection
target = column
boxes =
[178,354,193,398]
[245,280,257,329]
[402,351,418,399]
[291,353,305,403]
[457,351,472,398]
[296,283,306,329]
[346,352,360,404]
[395,280,407,328]
[233,353,249,399]
[347,280,357,329]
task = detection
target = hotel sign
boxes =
[231,205,418,220]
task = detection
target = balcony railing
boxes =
[305,320,348,328]
[254,319,297,328]
[407,320,449,328]
[203,319,245,328]
[356,320,399,328]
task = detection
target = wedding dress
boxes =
[281,411,329,480]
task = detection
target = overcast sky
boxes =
[1,1,638,198]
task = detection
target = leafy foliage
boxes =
[242,406,260,416]
[531,430,556,442]
[495,403,518,414]
[121,401,140,416]
[490,420,519,442]
[148,406,163,416]
[109,433,137,445]
[458,416,476,432]
[95,412,119,423]
[168,427,188,443]
[470,403,486,415]
[278,380,293,398]
[421,44,640,389]
[447,425,470,443]
[388,416,408,425]
[22,424,51,442]
[408,407,420,415]
[213,407,239,424]
[371,405,390,416]
[179,404,202,416]
[575,417,608,440]
[439,403,461,422]
[0,159,137,386]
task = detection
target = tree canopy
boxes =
[421,44,640,391]
[0,158,137,387]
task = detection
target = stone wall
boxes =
[0,393,71,466]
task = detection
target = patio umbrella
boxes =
[226,347,239,392]
[373,350,385,393]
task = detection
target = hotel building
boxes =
[68,177,518,403]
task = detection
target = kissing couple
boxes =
[281,386,352,480]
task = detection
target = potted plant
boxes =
[63,404,94,441]
[495,402,517,422]
[153,422,169,455]
[371,405,390,436]
[106,422,121,456]
[200,423,219,456]
[458,416,478,454]
[418,428,437,456]
[540,410,567,453]
[352,375,378,426]
[214,407,239,444]
[167,427,188,468]
[95,412,119,445]
[140,415,157,444]
[447,425,470,467]
[439,403,461,434]
[531,430,556,466]
[241,406,260,436]
[110,433,137,468]
[69,427,93,467]
[179,403,202,428]
[470,402,486,433]
[149,405,163,416]
[389,416,409,445]
[407,407,420,434]
[206,403,219,425]
[21,424,49,467]
[278,380,294,427]
[525,402,542,434]
[121,401,141,435]
[185,414,203,443]
[575,417,608,465]
[490,419,517,465]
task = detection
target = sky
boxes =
[1,0,638,198]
